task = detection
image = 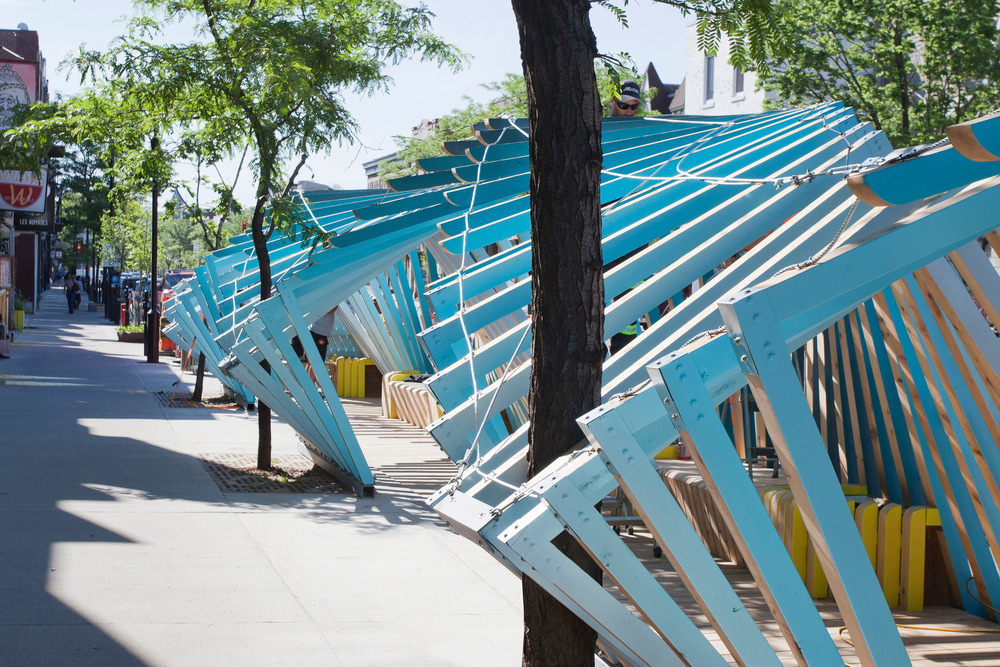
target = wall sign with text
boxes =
[0,169,46,213]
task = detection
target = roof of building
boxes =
[668,77,686,113]
[644,63,679,115]
[0,27,39,63]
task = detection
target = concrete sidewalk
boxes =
[0,288,522,666]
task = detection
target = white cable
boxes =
[450,123,517,489]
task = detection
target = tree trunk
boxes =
[894,25,910,143]
[192,352,206,402]
[257,401,272,469]
[510,0,604,664]
[251,195,274,470]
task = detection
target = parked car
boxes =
[161,269,195,306]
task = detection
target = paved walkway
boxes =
[0,287,522,666]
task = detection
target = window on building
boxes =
[705,56,715,101]
[734,67,744,95]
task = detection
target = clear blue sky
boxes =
[4,0,689,203]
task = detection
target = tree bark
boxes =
[192,352,206,402]
[252,194,274,470]
[893,24,910,143]
[510,0,604,664]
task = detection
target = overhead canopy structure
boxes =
[165,103,1000,665]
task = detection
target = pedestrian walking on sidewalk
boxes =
[65,273,80,314]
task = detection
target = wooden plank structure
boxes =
[165,103,1000,664]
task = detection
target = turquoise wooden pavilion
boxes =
[165,103,1000,665]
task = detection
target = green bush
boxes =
[117,323,145,334]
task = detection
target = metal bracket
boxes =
[657,352,687,433]
[721,289,762,377]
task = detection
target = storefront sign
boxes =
[0,169,46,214]
[13,210,52,231]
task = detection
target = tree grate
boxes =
[198,453,349,494]
[152,390,240,409]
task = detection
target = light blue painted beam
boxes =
[649,344,844,665]
[581,405,782,666]
[720,287,909,666]
[901,274,1000,604]
[945,111,1000,162]
[545,480,730,666]
[847,145,1000,207]
[878,287,989,613]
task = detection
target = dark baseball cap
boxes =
[619,80,641,102]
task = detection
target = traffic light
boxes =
[75,242,82,252]
[241,220,247,231]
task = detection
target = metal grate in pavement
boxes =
[199,453,349,494]
[152,390,240,409]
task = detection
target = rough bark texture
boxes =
[893,25,910,143]
[252,196,274,470]
[510,0,604,664]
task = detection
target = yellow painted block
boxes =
[760,487,782,521]
[351,359,364,398]
[768,488,792,528]
[788,504,808,580]
[901,507,928,611]
[356,359,374,397]
[878,503,902,607]
[777,491,795,546]
[806,541,829,598]
[655,444,679,459]
[345,357,354,396]
[842,484,868,496]
[854,500,878,570]
[335,357,346,396]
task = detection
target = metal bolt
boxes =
[740,355,748,363]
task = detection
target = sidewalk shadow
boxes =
[1,304,450,664]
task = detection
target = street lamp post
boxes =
[145,136,160,363]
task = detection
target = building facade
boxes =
[0,24,50,324]
[673,23,776,116]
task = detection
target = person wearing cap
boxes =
[611,79,641,117]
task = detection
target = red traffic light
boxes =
[75,242,82,251]
[241,220,247,230]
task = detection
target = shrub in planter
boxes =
[117,324,145,342]
[13,292,27,329]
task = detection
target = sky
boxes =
[4,0,691,204]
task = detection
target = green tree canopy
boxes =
[73,0,462,469]
[380,74,528,180]
[100,195,152,274]
[382,65,658,181]
[760,0,1000,146]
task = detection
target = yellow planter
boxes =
[13,309,24,330]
